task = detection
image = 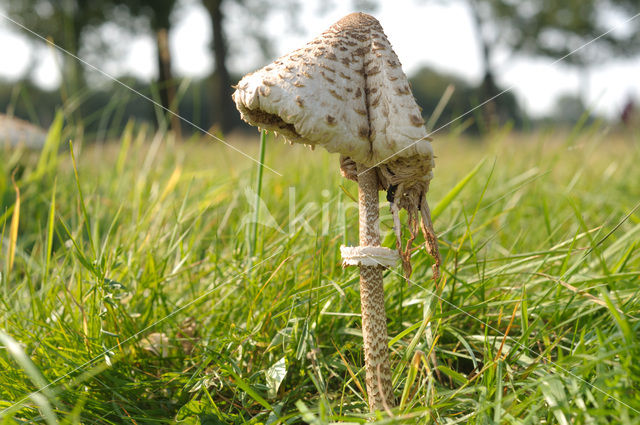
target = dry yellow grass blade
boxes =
[7,174,20,276]
[159,165,183,204]
[537,272,621,313]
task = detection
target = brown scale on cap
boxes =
[410,114,425,126]
[321,72,335,84]
[367,66,381,76]
[395,86,410,95]
[381,102,389,118]
[355,108,367,116]
[233,11,437,195]
[320,64,336,73]
[329,89,343,101]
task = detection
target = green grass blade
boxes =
[250,130,267,258]
[6,177,19,277]
[226,367,274,412]
[432,158,486,220]
[44,179,56,280]
[0,330,60,410]
[34,110,64,179]
[69,140,97,260]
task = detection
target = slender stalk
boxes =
[356,163,394,412]
[250,130,267,257]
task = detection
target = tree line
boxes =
[1,0,638,137]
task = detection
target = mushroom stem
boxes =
[356,163,394,412]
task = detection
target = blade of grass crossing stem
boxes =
[432,158,486,220]
[250,130,267,258]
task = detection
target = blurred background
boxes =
[0,0,638,143]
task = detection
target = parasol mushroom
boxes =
[233,12,440,412]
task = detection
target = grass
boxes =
[1,117,639,424]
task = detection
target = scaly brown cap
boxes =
[234,13,441,278]
[233,12,434,180]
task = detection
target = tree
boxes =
[489,0,640,103]
[409,66,523,132]
[505,0,640,65]
[551,94,588,124]
[417,0,640,125]
[114,0,181,136]
[200,0,304,133]
[4,0,181,134]
[5,0,107,95]
[201,0,380,133]
[201,0,234,133]
[467,0,502,124]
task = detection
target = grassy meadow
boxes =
[1,117,639,424]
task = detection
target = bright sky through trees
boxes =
[0,0,638,118]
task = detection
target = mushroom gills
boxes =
[242,108,299,138]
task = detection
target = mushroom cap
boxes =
[233,12,434,189]
[0,114,47,150]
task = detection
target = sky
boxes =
[0,0,639,119]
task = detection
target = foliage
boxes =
[1,0,182,132]
[426,0,640,66]
[497,0,640,65]
[3,0,111,92]
[1,115,639,423]
[414,0,640,127]
[409,67,524,133]
[0,75,248,139]
[1,63,535,140]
